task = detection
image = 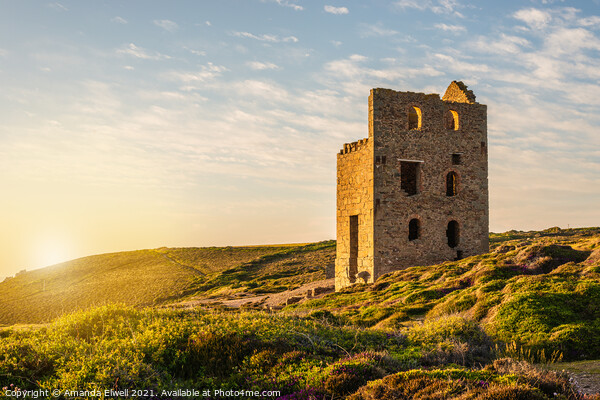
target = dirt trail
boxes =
[169,278,335,309]
[544,360,600,395]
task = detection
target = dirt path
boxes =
[544,360,600,395]
[169,278,335,309]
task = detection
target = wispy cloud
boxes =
[48,2,68,11]
[168,63,228,90]
[470,33,530,55]
[268,0,303,11]
[232,31,299,43]
[111,16,127,24]
[579,15,600,27]
[246,61,280,70]
[434,23,466,33]
[117,43,171,60]
[395,0,463,17]
[153,19,178,32]
[0,49,7,57]
[359,22,398,37]
[324,5,349,15]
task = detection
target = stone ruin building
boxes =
[335,81,489,291]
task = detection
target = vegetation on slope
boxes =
[289,227,600,360]
[0,242,334,325]
[1,305,596,400]
[1,228,599,398]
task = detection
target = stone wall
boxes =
[335,82,489,290]
[335,138,374,290]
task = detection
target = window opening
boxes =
[452,153,461,165]
[401,161,420,196]
[446,110,459,130]
[455,250,464,260]
[408,106,422,130]
[446,171,458,197]
[447,220,459,248]
[408,219,420,241]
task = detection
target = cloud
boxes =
[0,49,7,57]
[434,23,466,33]
[324,5,349,15]
[359,22,399,37]
[321,54,443,97]
[48,2,68,11]
[191,49,207,56]
[513,8,552,30]
[395,0,463,16]
[205,21,212,26]
[153,19,178,32]
[232,31,299,43]
[268,0,303,11]
[471,33,531,55]
[124,65,134,70]
[111,16,127,24]
[168,63,228,90]
[246,61,280,70]
[579,16,600,27]
[117,43,171,60]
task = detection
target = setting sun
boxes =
[32,234,74,269]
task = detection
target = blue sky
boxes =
[1,0,599,276]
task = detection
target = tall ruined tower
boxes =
[335,81,489,290]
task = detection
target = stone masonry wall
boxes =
[371,86,488,277]
[335,139,374,290]
[335,82,489,290]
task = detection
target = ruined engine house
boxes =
[335,81,489,290]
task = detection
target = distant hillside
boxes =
[0,241,335,325]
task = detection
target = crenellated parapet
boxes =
[339,138,369,155]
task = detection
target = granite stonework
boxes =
[335,81,489,291]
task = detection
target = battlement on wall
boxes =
[339,138,369,155]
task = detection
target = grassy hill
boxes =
[290,227,600,360]
[1,228,600,399]
[0,241,335,325]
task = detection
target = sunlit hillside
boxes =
[1,229,600,398]
[0,242,335,325]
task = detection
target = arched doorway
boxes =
[447,220,459,248]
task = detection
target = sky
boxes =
[1,0,599,277]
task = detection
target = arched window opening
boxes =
[447,220,459,248]
[408,219,420,241]
[446,171,458,196]
[408,106,422,130]
[446,110,459,130]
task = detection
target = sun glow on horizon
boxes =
[32,234,75,270]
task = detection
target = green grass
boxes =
[1,228,600,398]
[289,227,600,360]
[0,241,335,325]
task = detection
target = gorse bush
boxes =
[1,304,596,399]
